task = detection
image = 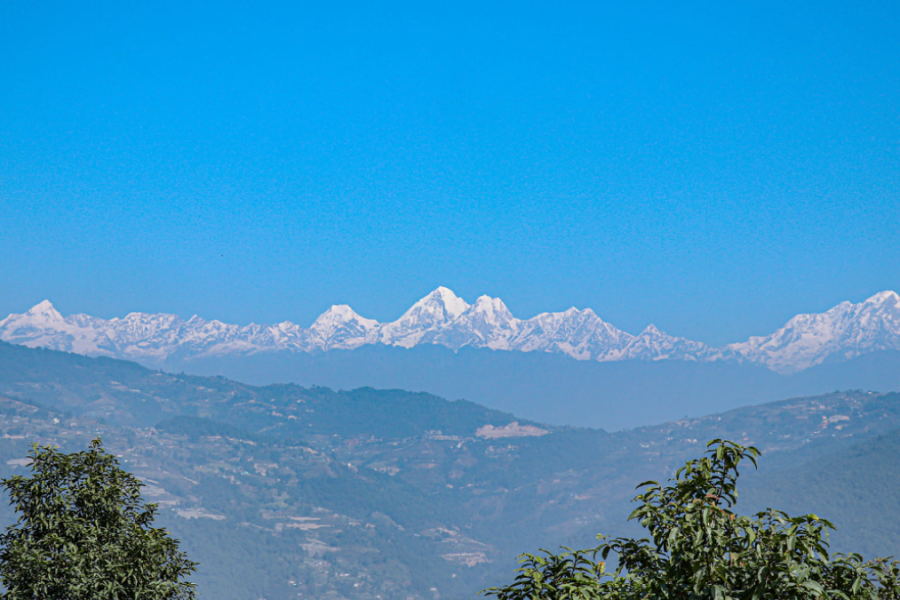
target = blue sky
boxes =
[1,1,898,345]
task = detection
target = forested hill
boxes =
[0,340,898,600]
[0,341,529,438]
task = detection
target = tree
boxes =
[0,438,197,599]
[485,439,900,600]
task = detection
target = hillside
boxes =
[741,428,900,558]
[0,341,898,599]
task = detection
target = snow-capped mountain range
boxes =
[1,288,899,374]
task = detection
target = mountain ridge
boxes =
[2,288,899,374]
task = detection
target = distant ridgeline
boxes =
[0,341,899,600]
[3,289,900,429]
[3,288,900,373]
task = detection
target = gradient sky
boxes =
[2,1,899,346]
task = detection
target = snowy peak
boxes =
[728,290,900,373]
[618,324,718,362]
[308,305,379,350]
[865,290,900,305]
[3,289,900,373]
[0,300,111,355]
[312,305,378,331]
[640,324,662,335]
[24,300,64,322]
[379,288,471,348]
[435,295,519,350]
[396,287,470,327]
[429,287,470,319]
[510,307,631,360]
[470,295,513,322]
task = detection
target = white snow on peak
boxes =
[313,305,378,328]
[306,305,379,350]
[431,287,470,319]
[508,307,630,360]
[728,290,900,373]
[25,300,63,321]
[470,295,512,321]
[433,295,518,350]
[410,288,469,318]
[615,324,719,362]
[378,288,471,348]
[865,290,900,305]
[3,289,900,373]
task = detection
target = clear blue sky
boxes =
[2,1,898,345]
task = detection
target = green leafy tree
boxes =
[485,439,900,600]
[0,439,197,599]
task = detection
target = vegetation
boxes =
[0,439,197,599]
[486,440,900,600]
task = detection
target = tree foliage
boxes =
[0,439,197,599]
[485,439,900,600]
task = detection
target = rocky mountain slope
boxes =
[2,288,899,374]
